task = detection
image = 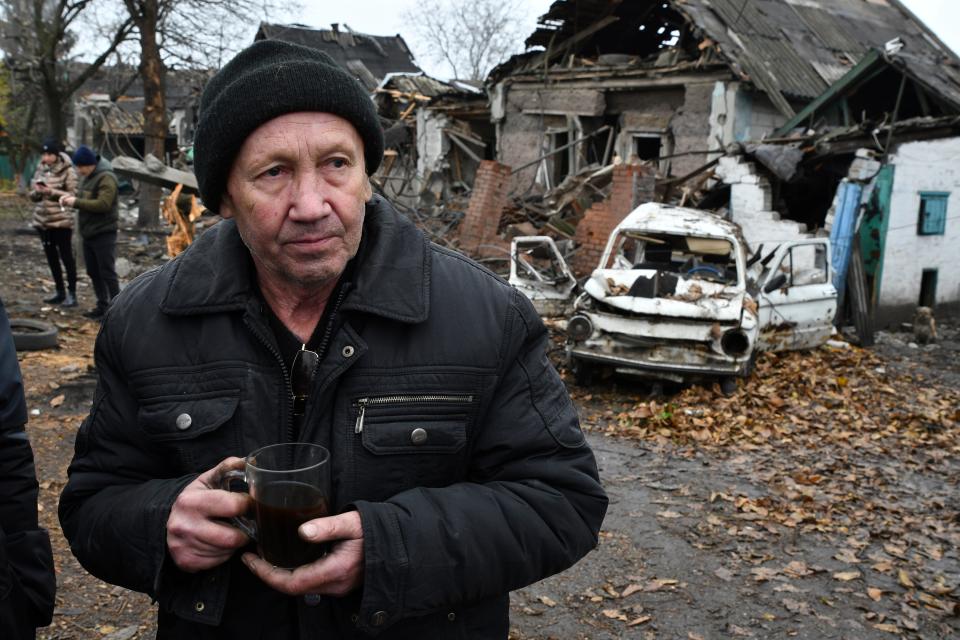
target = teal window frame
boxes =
[917,192,948,236]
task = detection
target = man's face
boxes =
[41,152,57,166]
[220,112,372,291]
[77,164,95,177]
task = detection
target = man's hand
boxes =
[166,457,252,573]
[242,511,364,597]
[59,195,76,208]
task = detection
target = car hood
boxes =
[584,268,747,321]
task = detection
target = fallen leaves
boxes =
[898,569,915,589]
[832,571,861,581]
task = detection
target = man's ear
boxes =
[219,192,235,219]
[363,177,373,203]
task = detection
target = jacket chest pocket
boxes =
[137,391,243,474]
[351,394,474,502]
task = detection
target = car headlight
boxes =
[567,315,593,342]
[721,329,750,357]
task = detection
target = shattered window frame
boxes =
[775,243,829,288]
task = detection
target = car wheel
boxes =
[10,318,59,351]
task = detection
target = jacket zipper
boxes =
[244,315,295,441]
[354,394,474,434]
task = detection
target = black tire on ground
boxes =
[10,318,59,351]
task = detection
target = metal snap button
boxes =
[176,413,192,430]
[410,427,428,445]
[447,612,456,621]
[371,610,387,626]
[342,345,355,358]
[194,601,205,612]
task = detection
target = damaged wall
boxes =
[879,137,960,320]
[669,82,715,178]
[572,164,656,275]
[716,155,810,249]
[708,82,787,158]
[459,160,512,256]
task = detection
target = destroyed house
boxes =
[374,73,491,209]
[709,39,960,326]
[488,0,960,191]
[255,22,422,91]
[71,65,208,159]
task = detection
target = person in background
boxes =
[29,138,79,307]
[59,40,607,638]
[0,296,57,639]
[59,146,120,320]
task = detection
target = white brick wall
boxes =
[880,137,960,308]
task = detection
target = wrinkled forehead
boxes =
[240,112,365,158]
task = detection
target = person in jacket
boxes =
[58,40,607,639]
[29,138,79,307]
[59,146,120,320]
[0,296,57,639]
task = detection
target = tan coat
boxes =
[29,152,78,230]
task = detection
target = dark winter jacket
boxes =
[58,196,608,639]
[74,158,119,239]
[0,297,57,640]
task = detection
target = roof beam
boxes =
[773,48,886,137]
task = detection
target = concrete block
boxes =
[731,183,772,212]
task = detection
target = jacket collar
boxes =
[160,195,431,323]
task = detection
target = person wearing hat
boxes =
[59,40,606,638]
[59,145,120,320]
[28,138,78,307]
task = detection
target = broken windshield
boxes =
[604,230,739,285]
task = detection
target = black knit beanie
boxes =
[193,39,384,213]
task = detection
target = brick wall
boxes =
[459,160,511,256]
[572,164,655,276]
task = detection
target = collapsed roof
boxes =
[255,22,422,91]
[493,0,960,117]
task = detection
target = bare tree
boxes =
[401,0,529,81]
[115,0,296,227]
[0,0,134,143]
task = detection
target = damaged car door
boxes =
[508,236,577,317]
[756,239,837,351]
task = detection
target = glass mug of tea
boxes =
[220,442,331,568]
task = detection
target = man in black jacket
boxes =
[0,297,56,639]
[59,40,607,638]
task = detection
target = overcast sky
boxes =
[291,0,959,80]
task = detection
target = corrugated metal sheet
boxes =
[678,0,960,114]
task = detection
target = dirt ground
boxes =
[1,192,957,640]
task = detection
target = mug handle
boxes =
[218,469,258,541]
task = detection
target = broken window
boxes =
[917,192,948,236]
[770,243,829,287]
[542,128,570,189]
[604,231,738,284]
[632,133,661,162]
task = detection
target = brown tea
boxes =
[253,480,330,568]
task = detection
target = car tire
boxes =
[10,318,59,351]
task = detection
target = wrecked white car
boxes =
[509,203,837,385]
